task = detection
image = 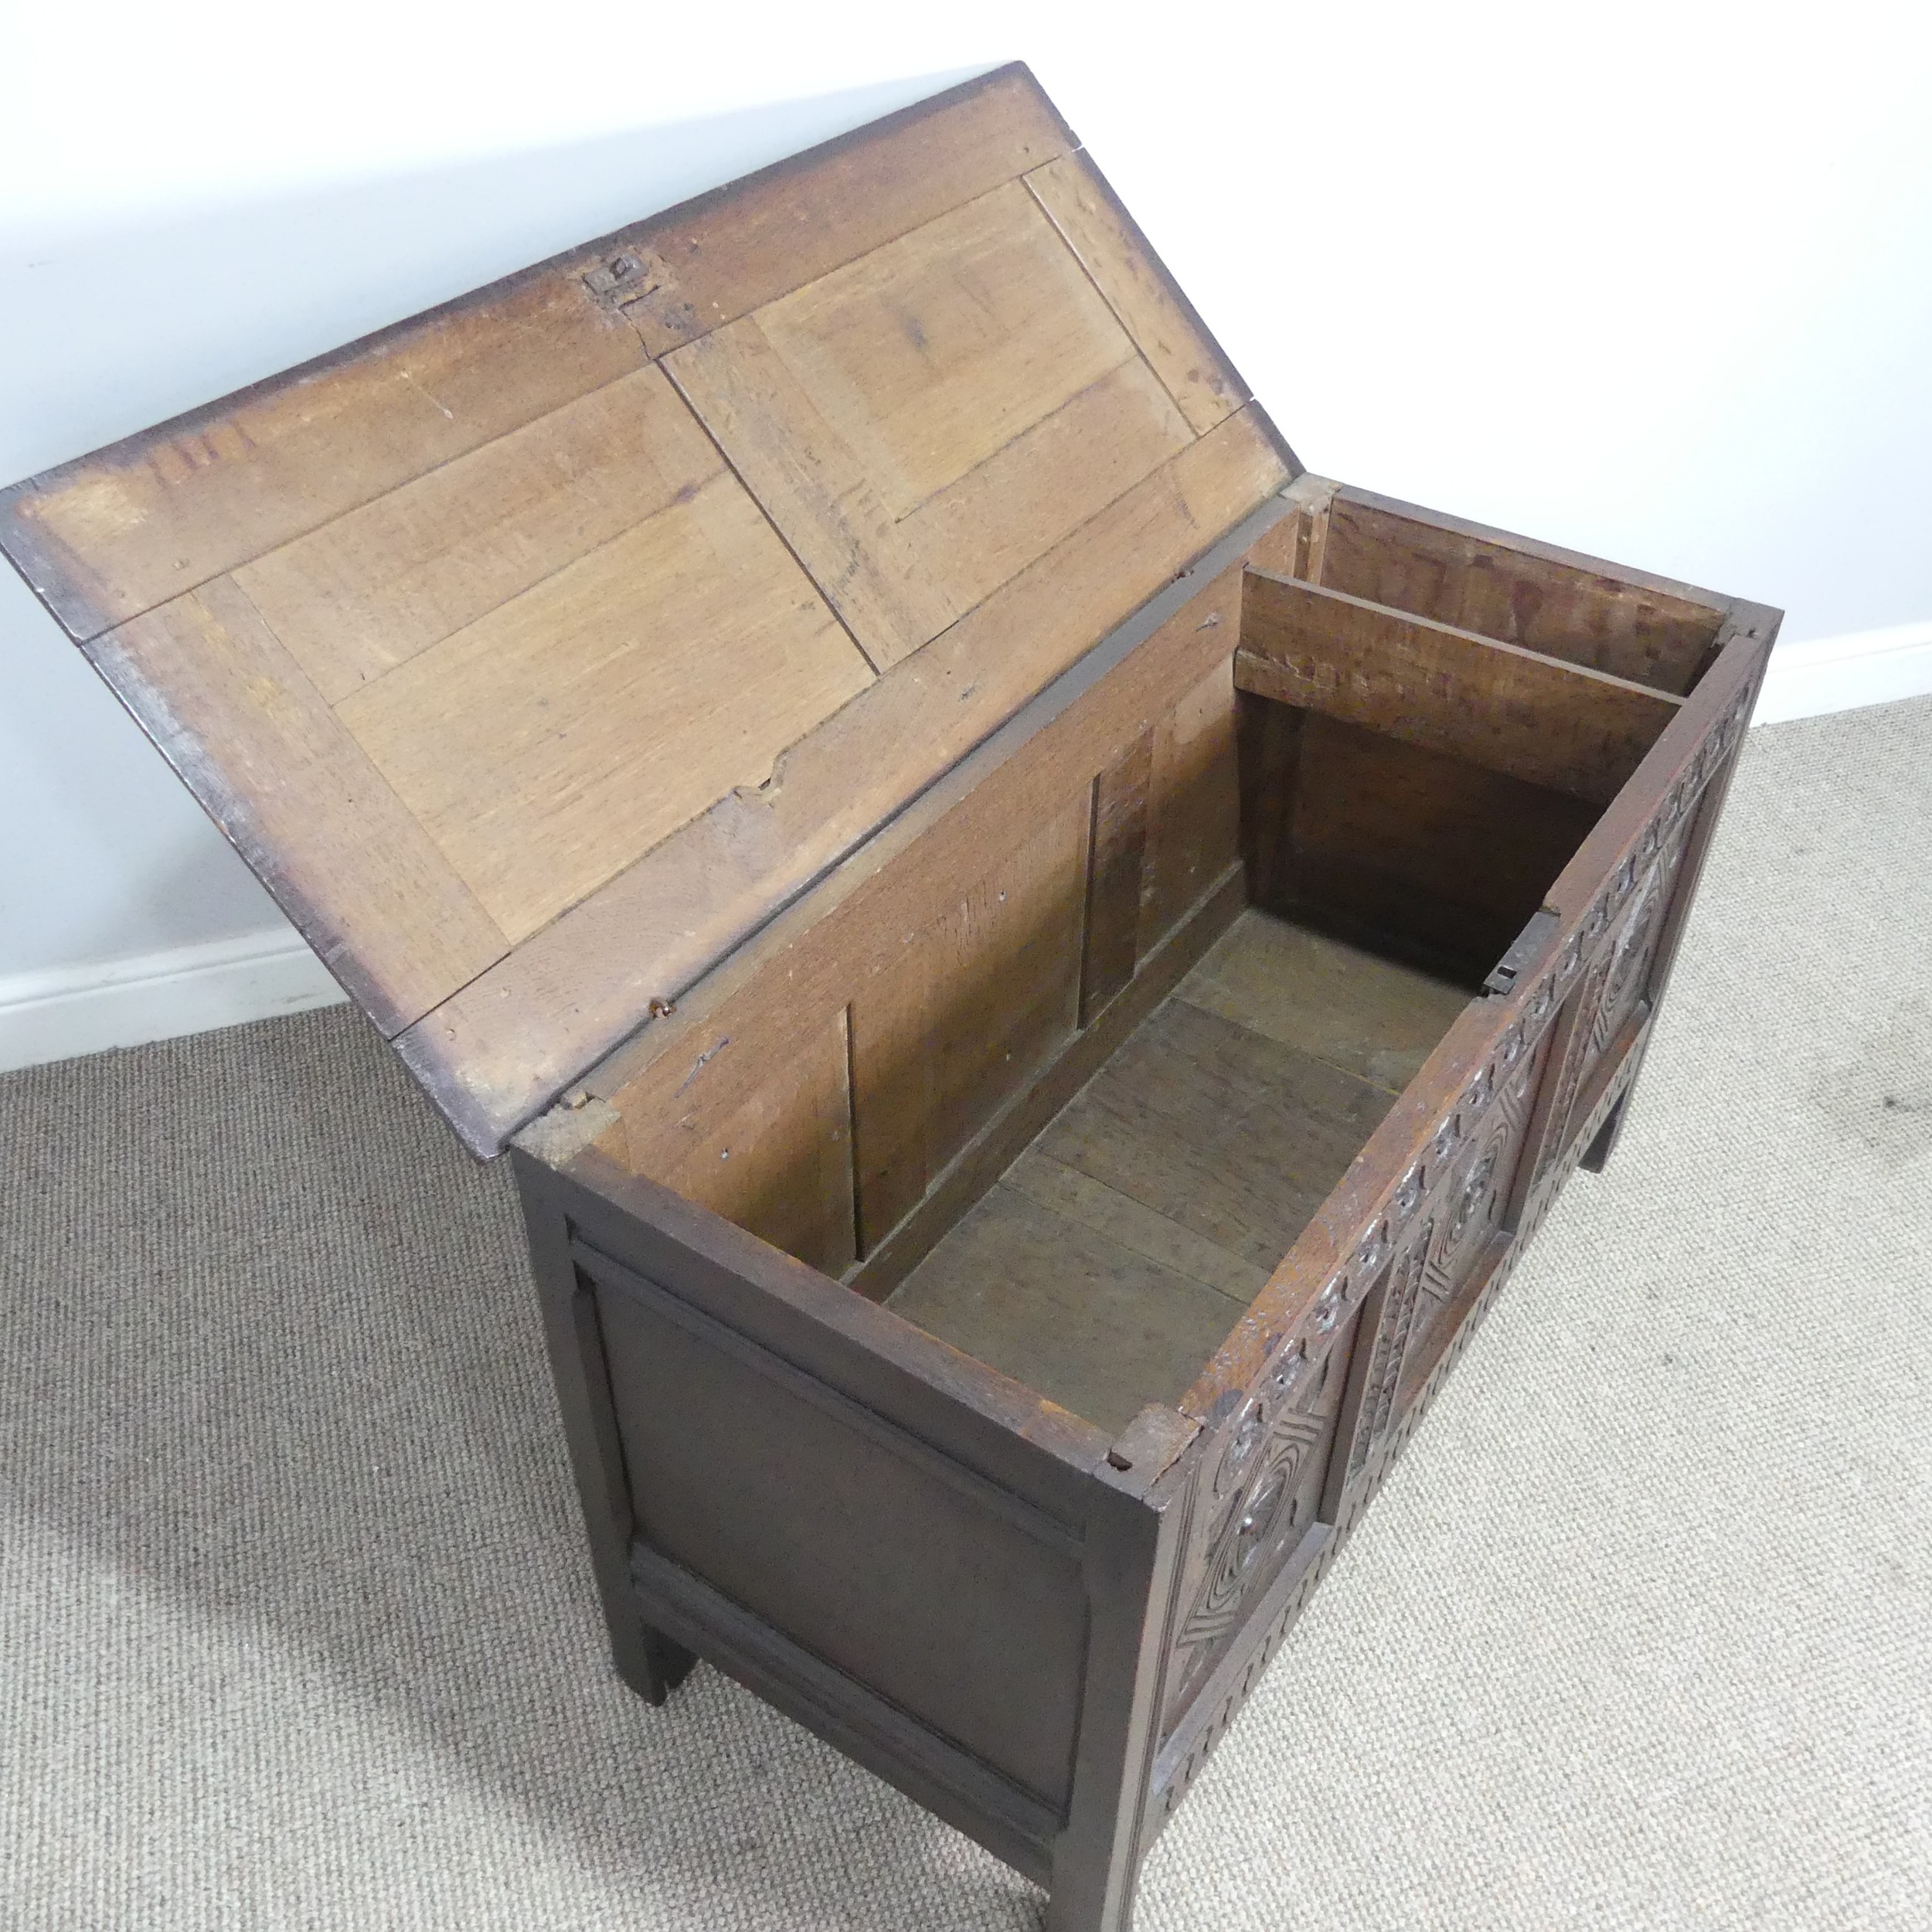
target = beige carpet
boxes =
[3,697,1928,1932]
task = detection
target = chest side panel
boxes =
[588,1238,1091,1809]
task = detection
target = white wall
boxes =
[3,0,1929,1063]
[0,71,984,998]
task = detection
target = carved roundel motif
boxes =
[1216,1397,1269,1495]
[1186,1421,1325,1648]
[1392,1163,1424,1221]
[1356,1220,1390,1275]
[1231,1465,1291,1576]
[1502,1041,1540,1111]
[1215,1331,1315,1499]
[1270,1338,1308,1400]
[1312,1275,1349,1332]
[1605,864,1664,1006]
[1447,1143,1502,1257]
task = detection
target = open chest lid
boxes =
[0,66,1295,1155]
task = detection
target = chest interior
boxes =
[548,481,1726,1433]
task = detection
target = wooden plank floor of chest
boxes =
[0,64,1779,1932]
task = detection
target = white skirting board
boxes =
[1752,618,1932,726]
[1,621,1927,1078]
[0,929,347,1076]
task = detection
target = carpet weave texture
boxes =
[3,696,1928,1931]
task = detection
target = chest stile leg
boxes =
[1047,1434,1199,1932]
[512,1146,696,1703]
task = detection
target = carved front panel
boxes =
[1577,839,1680,1094]
[1532,796,1697,1199]
[1162,1318,1351,1726]
[1155,672,1757,1757]
[1396,1029,1547,1406]
[1337,1025,1549,1484]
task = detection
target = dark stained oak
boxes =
[887,1185,1245,1437]
[886,912,1458,1434]
[1253,710,1606,988]
[1319,488,1729,694]
[1238,568,1683,805]
[1032,998,1396,1277]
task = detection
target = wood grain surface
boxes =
[1139,656,1241,955]
[3,273,642,640]
[1238,569,1682,805]
[576,547,1263,1150]
[543,541,1272,1277]
[842,869,1246,1311]
[85,577,509,1033]
[400,413,1287,1149]
[1251,710,1602,986]
[1032,998,1395,1277]
[1080,733,1155,1025]
[1180,911,1471,1097]
[0,65,1283,1156]
[233,366,716,702]
[1024,152,1245,436]
[1184,615,1771,1430]
[886,1185,1244,1436]
[634,1007,859,1278]
[884,911,1452,1431]
[335,468,871,943]
[1320,490,1728,694]
[585,65,1077,359]
[667,181,1194,668]
[849,795,1090,1253]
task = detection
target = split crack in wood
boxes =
[675,1038,731,1095]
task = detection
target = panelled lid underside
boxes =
[0,63,1297,1154]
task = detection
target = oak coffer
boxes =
[0,66,1777,1931]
